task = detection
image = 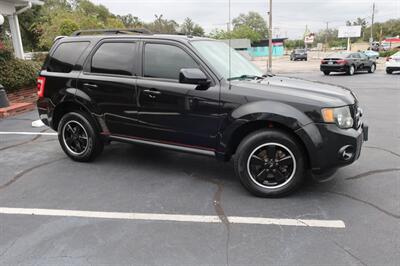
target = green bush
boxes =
[379,50,398,58]
[32,52,48,65]
[0,47,13,62]
[0,57,41,92]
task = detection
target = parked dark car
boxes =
[290,49,307,61]
[37,29,368,197]
[320,52,376,75]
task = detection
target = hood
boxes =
[230,75,356,107]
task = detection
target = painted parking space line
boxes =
[0,207,345,229]
[0,132,58,136]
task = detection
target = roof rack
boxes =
[71,28,152,37]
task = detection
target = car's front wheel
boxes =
[234,129,305,197]
[58,112,104,162]
[368,64,376,73]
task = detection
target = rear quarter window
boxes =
[46,42,90,73]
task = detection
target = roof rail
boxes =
[71,28,152,37]
[54,35,67,42]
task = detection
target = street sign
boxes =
[304,33,315,44]
[338,26,362,38]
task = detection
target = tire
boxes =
[323,71,330,76]
[234,129,305,197]
[368,64,376,73]
[386,69,393,74]
[305,58,308,61]
[58,111,104,162]
[290,57,293,61]
[347,65,355,75]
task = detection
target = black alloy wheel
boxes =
[234,129,305,197]
[247,143,296,189]
[58,112,104,162]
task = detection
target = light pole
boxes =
[0,14,4,48]
[0,13,11,109]
[0,14,4,32]
[267,0,273,74]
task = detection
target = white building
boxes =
[0,0,43,59]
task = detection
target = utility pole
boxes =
[267,0,273,74]
[304,25,308,50]
[370,2,375,46]
[324,22,329,52]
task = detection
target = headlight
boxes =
[322,106,354,129]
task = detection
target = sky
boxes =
[91,0,399,39]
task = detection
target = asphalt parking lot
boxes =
[0,70,399,265]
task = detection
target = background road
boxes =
[0,70,399,265]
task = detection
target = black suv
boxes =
[37,29,368,197]
[290,49,307,61]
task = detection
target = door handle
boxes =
[83,83,98,88]
[143,89,161,95]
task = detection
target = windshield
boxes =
[295,49,305,53]
[191,40,264,80]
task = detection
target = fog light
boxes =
[338,145,355,161]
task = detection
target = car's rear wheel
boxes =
[58,112,104,162]
[368,64,376,73]
[386,69,393,74]
[347,65,355,75]
[234,129,305,197]
[323,71,330,75]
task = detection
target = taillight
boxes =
[336,60,347,65]
[37,76,46,98]
[386,57,392,62]
[321,60,326,64]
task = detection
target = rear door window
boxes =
[143,43,198,80]
[47,42,90,73]
[91,42,137,76]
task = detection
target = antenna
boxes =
[228,0,232,89]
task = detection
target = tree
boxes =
[36,0,124,49]
[363,19,400,42]
[285,39,304,50]
[180,18,204,36]
[145,14,178,34]
[118,14,143,28]
[209,25,262,42]
[232,11,268,39]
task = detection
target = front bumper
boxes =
[296,122,368,176]
[293,55,307,59]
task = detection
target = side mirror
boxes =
[179,68,210,90]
